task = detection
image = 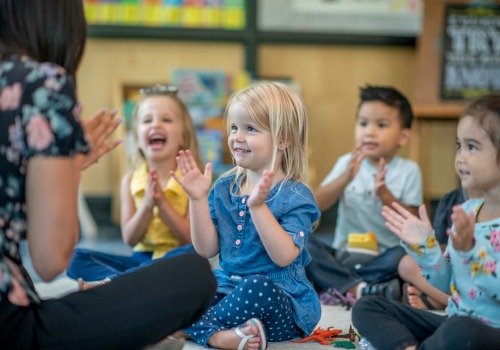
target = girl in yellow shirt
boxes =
[67,84,203,285]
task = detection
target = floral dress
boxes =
[405,198,500,327]
[0,54,88,306]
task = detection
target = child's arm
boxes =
[448,206,500,299]
[248,171,299,267]
[172,150,219,258]
[314,146,364,211]
[120,171,155,246]
[375,158,419,216]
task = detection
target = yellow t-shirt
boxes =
[130,163,188,259]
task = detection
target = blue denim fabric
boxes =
[208,174,321,335]
[67,244,196,281]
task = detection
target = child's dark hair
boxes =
[358,85,414,129]
[460,94,500,158]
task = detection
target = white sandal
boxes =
[235,327,255,350]
[235,318,268,350]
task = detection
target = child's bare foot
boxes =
[143,336,185,350]
[170,330,190,340]
[78,277,111,291]
[406,285,445,310]
[208,318,267,350]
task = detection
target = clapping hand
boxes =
[144,169,161,209]
[447,205,475,252]
[172,150,212,200]
[247,170,274,208]
[81,109,121,170]
[382,202,433,245]
[374,157,388,195]
[346,144,365,181]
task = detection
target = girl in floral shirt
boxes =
[352,95,500,350]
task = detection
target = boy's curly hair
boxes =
[359,85,414,129]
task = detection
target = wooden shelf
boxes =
[413,103,467,119]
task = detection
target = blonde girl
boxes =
[67,85,203,283]
[173,81,320,350]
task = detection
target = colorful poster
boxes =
[84,0,245,29]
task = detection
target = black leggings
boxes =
[0,253,216,350]
[353,295,500,350]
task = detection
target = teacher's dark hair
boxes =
[0,0,87,77]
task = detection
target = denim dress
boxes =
[209,174,321,336]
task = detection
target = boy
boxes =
[306,85,423,302]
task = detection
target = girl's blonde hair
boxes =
[223,81,309,184]
[130,91,203,170]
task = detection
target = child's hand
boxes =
[374,157,388,195]
[447,205,475,252]
[172,150,212,200]
[382,203,433,245]
[144,169,158,209]
[247,170,274,208]
[345,144,365,181]
[150,169,164,203]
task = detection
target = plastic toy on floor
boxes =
[291,325,360,346]
[291,327,343,345]
[319,288,356,310]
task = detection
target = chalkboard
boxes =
[441,3,500,100]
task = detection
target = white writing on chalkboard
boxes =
[446,26,500,55]
[441,5,500,100]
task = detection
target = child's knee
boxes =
[397,255,418,280]
[240,275,273,290]
[352,296,384,329]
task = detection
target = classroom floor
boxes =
[24,224,360,349]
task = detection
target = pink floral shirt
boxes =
[0,54,88,306]
[405,198,500,327]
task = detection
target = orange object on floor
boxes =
[291,326,343,345]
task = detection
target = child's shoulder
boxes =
[337,152,353,163]
[387,156,421,173]
[215,172,236,184]
[277,179,315,202]
[461,198,484,213]
[331,153,355,169]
